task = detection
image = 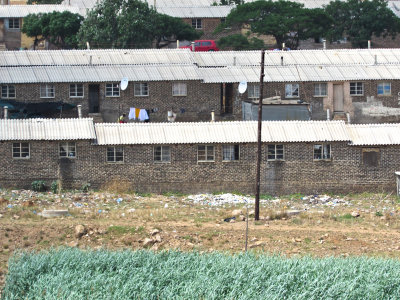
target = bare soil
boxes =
[1,191,400,293]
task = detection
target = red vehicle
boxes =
[180,40,219,52]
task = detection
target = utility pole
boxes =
[255,49,265,221]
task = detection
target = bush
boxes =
[31,180,46,192]
[50,181,59,194]
[81,183,91,193]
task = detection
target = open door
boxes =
[333,84,344,112]
[88,84,100,113]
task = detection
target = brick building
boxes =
[1,118,399,195]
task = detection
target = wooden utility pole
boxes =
[255,49,265,221]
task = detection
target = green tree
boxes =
[22,11,83,49]
[217,0,332,49]
[217,34,264,50]
[78,0,201,49]
[325,0,400,48]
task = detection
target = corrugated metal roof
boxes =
[61,0,221,9]
[0,5,80,18]
[0,64,201,83]
[157,6,232,18]
[94,121,350,145]
[347,124,400,145]
[0,49,194,67]
[0,118,96,141]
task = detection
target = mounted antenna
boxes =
[238,81,247,94]
[120,77,129,91]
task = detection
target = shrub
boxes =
[50,181,59,194]
[31,180,46,192]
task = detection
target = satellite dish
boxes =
[120,77,129,91]
[238,81,247,94]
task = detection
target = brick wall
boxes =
[0,140,398,195]
[181,18,241,41]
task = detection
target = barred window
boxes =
[314,83,327,96]
[314,144,331,160]
[105,83,120,97]
[107,147,124,162]
[350,82,363,96]
[1,85,15,98]
[70,84,84,98]
[197,145,214,162]
[40,84,55,98]
[59,142,76,158]
[172,83,187,96]
[362,148,379,167]
[12,142,29,158]
[154,146,171,162]
[267,144,284,160]
[285,83,299,98]
[134,83,149,96]
[222,145,239,161]
[248,85,260,99]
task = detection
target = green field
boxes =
[2,249,400,299]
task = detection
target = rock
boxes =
[127,208,136,213]
[249,241,265,248]
[151,229,160,236]
[351,211,360,218]
[345,237,354,241]
[286,210,301,216]
[68,241,79,247]
[229,219,235,223]
[13,215,20,220]
[239,215,246,221]
[22,200,34,207]
[151,244,159,251]
[155,234,162,243]
[231,209,243,217]
[0,214,3,218]
[41,210,69,218]
[248,210,255,217]
[143,238,155,248]
[75,225,87,238]
[250,237,258,242]
[295,238,302,242]
[187,242,194,247]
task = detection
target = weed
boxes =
[107,226,137,235]
[4,232,9,238]
[260,194,275,200]
[203,231,220,241]
[50,181,59,194]
[23,236,28,240]
[375,211,383,217]
[135,192,152,197]
[286,193,304,200]
[254,221,263,226]
[182,235,196,243]
[162,191,187,197]
[101,179,133,194]
[3,244,9,249]
[81,183,91,193]
[304,237,312,244]
[291,218,303,225]
[31,180,46,192]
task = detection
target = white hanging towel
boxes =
[138,109,149,121]
[128,107,136,120]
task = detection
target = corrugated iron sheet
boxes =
[0,118,96,141]
[157,6,232,18]
[347,124,400,145]
[0,5,80,18]
[94,121,349,145]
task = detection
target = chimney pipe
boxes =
[191,42,195,52]
[4,106,8,119]
[327,108,330,121]
[77,105,82,118]
[281,56,283,66]
[211,110,215,122]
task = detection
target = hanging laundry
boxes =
[138,109,149,121]
[135,108,140,119]
[128,107,135,120]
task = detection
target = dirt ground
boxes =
[1,190,400,293]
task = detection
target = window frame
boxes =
[1,85,16,99]
[313,83,327,97]
[267,144,284,161]
[134,83,149,97]
[377,82,391,96]
[59,142,76,158]
[285,83,299,98]
[172,83,187,97]
[106,146,124,163]
[12,142,30,159]
[40,84,55,98]
[313,143,331,161]
[69,84,84,98]
[7,18,20,29]
[191,18,202,29]
[248,84,260,99]
[105,83,120,97]
[350,82,364,96]
[197,145,215,162]
[362,148,380,167]
[153,145,171,163]
[222,144,240,161]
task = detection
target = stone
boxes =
[295,238,302,242]
[127,208,136,213]
[155,234,162,243]
[75,225,87,238]
[250,237,258,242]
[68,241,79,247]
[286,210,301,216]
[41,210,69,218]
[351,211,360,218]
[22,200,34,207]
[143,238,155,248]
[249,241,265,248]
[13,215,20,220]
[151,229,160,236]
[229,219,235,223]
[151,244,159,251]
[0,214,3,218]
[239,215,246,221]
[231,209,242,217]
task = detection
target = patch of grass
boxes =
[202,231,221,241]
[375,211,383,217]
[291,218,303,225]
[182,235,196,243]
[254,221,263,226]
[260,194,275,200]
[304,237,312,244]
[3,244,9,249]
[162,191,187,197]
[286,193,304,200]
[135,192,152,197]
[107,226,137,235]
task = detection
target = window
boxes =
[192,19,202,29]
[40,84,55,98]
[154,146,171,162]
[377,82,391,96]
[314,144,331,160]
[7,18,20,29]
[362,148,379,167]
[350,82,363,96]
[267,144,284,160]
[70,84,84,98]
[248,85,260,99]
[12,143,29,158]
[172,83,187,96]
[285,83,299,98]
[105,83,120,97]
[223,145,239,161]
[59,142,76,158]
[198,145,214,162]
[1,85,15,98]
[134,83,149,96]
[314,83,327,96]
[107,147,124,163]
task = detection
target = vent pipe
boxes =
[368,40,371,49]
[346,112,351,124]
[327,108,330,121]
[282,43,285,50]
[77,105,82,118]
[191,42,195,52]
[280,56,283,66]
[323,39,326,50]
[4,106,8,119]
[211,110,215,122]
[176,40,179,48]
[374,55,377,65]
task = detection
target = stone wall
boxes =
[0,140,398,195]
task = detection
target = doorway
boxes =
[333,84,344,112]
[88,84,100,113]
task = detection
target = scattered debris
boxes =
[40,210,69,218]
[224,217,236,222]
[351,211,360,217]
[75,225,87,239]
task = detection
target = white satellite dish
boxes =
[120,77,129,91]
[238,81,248,94]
